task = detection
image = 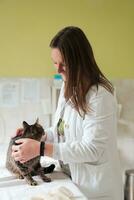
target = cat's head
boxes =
[22,118,45,141]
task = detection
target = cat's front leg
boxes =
[16,162,38,186]
[24,174,38,186]
[16,173,24,179]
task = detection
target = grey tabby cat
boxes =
[6,119,55,186]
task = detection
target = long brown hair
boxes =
[50,26,114,116]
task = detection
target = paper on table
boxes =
[31,186,73,200]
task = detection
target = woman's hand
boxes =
[11,128,24,138]
[12,138,40,163]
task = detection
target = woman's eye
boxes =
[61,63,66,67]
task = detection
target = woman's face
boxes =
[51,48,66,81]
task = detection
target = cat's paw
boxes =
[42,176,51,182]
[16,174,24,179]
[30,180,38,186]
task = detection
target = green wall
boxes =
[0,0,134,78]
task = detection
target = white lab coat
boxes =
[46,83,123,200]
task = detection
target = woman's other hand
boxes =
[12,138,40,163]
[11,128,24,138]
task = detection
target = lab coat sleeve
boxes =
[53,87,117,164]
[45,126,55,142]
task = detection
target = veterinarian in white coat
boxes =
[12,26,123,200]
[46,82,123,200]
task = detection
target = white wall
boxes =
[112,79,134,181]
[0,78,52,143]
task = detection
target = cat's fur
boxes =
[6,119,55,186]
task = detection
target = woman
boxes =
[12,26,123,199]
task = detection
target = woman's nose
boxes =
[58,65,63,73]
[54,63,60,68]
[54,63,65,73]
[55,64,62,70]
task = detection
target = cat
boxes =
[6,119,55,186]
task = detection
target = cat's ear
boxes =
[35,118,39,124]
[22,121,29,128]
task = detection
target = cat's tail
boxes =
[43,164,55,174]
[31,164,55,177]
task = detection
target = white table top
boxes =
[0,170,87,200]
[0,144,87,200]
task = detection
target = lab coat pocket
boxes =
[80,162,113,197]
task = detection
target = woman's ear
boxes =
[22,121,29,129]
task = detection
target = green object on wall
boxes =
[0,0,133,78]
